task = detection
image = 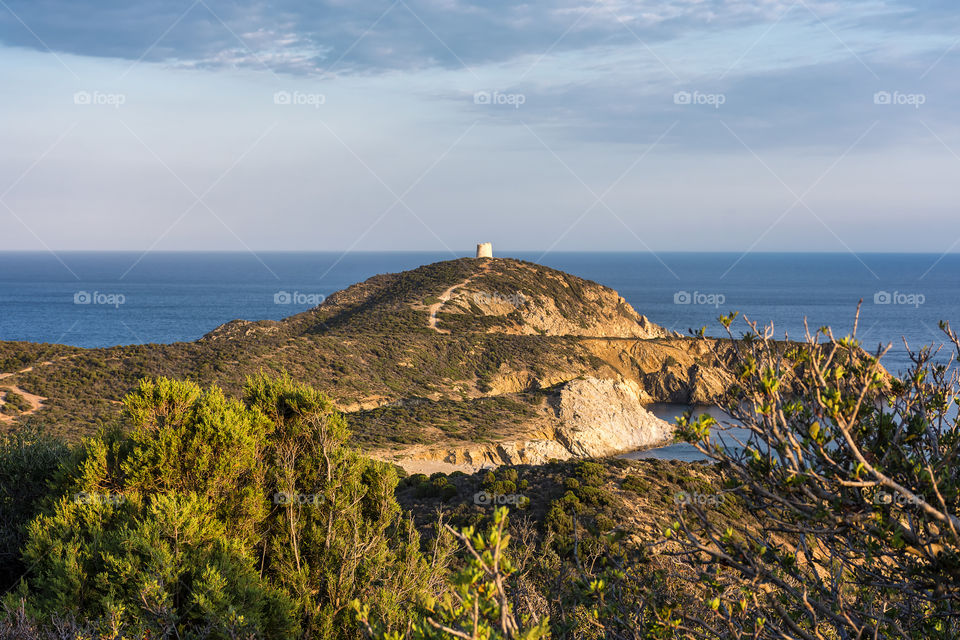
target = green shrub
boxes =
[621,475,649,494]
[415,476,455,500]
[482,467,525,498]
[575,461,605,487]
[13,375,444,639]
[0,428,70,592]
[408,473,429,486]
[354,507,550,640]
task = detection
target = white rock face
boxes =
[381,376,675,472]
[553,377,674,456]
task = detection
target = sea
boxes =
[1,251,956,461]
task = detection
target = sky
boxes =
[1,0,959,254]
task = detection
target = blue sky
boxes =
[1,0,958,253]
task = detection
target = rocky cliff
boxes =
[370,376,676,473]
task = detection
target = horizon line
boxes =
[1,249,959,256]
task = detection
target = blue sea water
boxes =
[619,404,755,463]
[0,251,958,377]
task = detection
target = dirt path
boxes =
[0,384,46,424]
[427,263,491,334]
[427,281,468,334]
[383,457,484,475]
[0,363,53,423]
[0,360,56,381]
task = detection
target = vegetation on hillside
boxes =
[348,393,542,446]
[0,259,712,441]
[3,375,448,638]
[0,332,606,439]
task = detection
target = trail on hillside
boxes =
[0,361,56,424]
[427,263,491,334]
[0,384,46,424]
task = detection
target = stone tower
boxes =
[476,242,493,258]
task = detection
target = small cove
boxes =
[621,404,748,462]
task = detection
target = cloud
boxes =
[0,0,914,76]
[3,0,960,254]
[438,10,960,154]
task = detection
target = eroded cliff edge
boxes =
[369,376,678,472]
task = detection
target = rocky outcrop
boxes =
[578,338,733,404]
[443,280,674,339]
[552,377,674,454]
[478,338,734,405]
[374,376,675,472]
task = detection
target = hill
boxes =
[0,257,736,468]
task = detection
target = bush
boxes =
[354,507,550,640]
[0,428,70,592]
[621,475,649,495]
[670,313,960,638]
[11,374,445,639]
[482,467,525,497]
